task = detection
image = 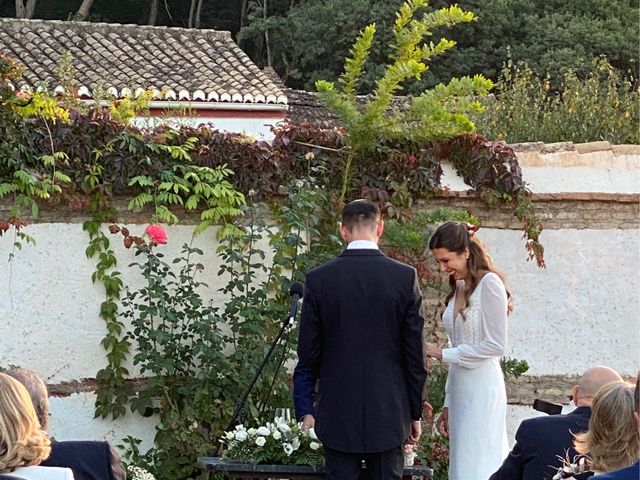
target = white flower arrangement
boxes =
[221,417,324,466]
[126,465,156,480]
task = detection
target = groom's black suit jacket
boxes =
[297,249,426,454]
[489,406,592,480]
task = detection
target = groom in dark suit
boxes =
[297,199,426,480]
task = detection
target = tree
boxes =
[148,0,159,25]
[316,0,493,200]
[239,0,639,91]
[188,0,205,28]
[73,0,96,21]
[15,0,37,18]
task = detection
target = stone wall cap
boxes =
[612,144,640,156]
[540,142,576,154]
[508,142,545,152]
[575,141,613,154]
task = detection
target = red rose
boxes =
[145,224,168,244]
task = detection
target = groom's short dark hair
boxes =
[341,199,380,230]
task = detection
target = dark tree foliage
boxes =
[0,0,636,90]
[238,0,638,91]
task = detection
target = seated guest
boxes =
[553,380,639,479]
[590,375,640,480]
[0,373,73,480]
[5,368,125,480]
[490,366,623,480]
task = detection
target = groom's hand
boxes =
[408,420,422,444]
[301,414,315,430]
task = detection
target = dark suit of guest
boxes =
[298,247,426,480]
[592,461,640,480]
[41,440,126,480]
[490,406,592,480]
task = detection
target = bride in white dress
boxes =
[425,222,510,480]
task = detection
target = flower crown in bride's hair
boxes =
[466,223,479,236]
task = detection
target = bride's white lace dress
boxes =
[441,272,509,480]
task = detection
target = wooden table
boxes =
[198,457,433,479]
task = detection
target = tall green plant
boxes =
[117,176,339,479]
[477,58,640,144]
[315,0,493,201]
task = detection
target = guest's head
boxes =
[340,199,383,243]
[428,221,510,314]
[0,373,51,472]
[574,380,640,472]
[4,368,49,430]
[572,366,623,408]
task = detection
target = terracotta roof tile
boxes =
[0,18,287,105]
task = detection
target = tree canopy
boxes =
[1,0,637,91]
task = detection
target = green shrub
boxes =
[477,59,639,144]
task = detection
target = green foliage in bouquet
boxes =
[221,418,324,467]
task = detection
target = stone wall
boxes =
[0,141,638,451]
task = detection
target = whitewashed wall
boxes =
[1,142,638,452]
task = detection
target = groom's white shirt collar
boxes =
[347,240,379,250]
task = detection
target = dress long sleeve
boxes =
[442,273,508,369]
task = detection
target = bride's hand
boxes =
[425,342,442,360]
[436,407,449,437]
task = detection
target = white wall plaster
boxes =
[440,148,640,193]
[133,115,284,140]
[480,228,640,376]
[49,393,157,451]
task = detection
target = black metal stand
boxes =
[212,315,293,457]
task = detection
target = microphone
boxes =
[287,282,304,326]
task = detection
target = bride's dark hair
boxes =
[428,221,511,318]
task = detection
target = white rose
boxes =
[308,428,318,440]
[257,426,271,436]
[283,443,294,456]
[235,430,248,441]
[248,428,257,435]
[277,423,291,433]
[225,431,234,440]
[309,441,321,451]
[272,430,282,440]
[235,425,245,431]
[255,436,267,447]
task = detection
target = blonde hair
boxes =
[0,373,51,471]
[574,381,640,472]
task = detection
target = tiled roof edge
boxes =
[0,17,233,40]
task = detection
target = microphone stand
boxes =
[212,312,295,457]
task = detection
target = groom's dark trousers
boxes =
[298,249,426,480]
